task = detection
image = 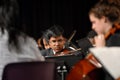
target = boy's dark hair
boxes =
[44,25,65,43]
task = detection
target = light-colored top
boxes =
[0,29,45,80]
[90,47,120,79]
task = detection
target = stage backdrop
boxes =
[18,0,99,41]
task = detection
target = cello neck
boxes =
[105,23,120,39]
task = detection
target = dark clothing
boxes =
[77,37,93,57]
[106,33,120,46]
[77,30,97,57]
[40,48,54,57]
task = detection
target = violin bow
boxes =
[67,30,76,43]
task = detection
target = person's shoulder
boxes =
[18,33,36,44]
[40,48,51,53]
[110,32,120,39]
[107,33,120,46]
[77,37,92,47]
[17,33,39,53]
[40,48,52,56]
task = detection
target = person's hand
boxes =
[116,77,120,80]
[94,34,106,47]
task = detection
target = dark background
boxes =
[18,0,99,42]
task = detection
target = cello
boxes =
[66,23,120,80]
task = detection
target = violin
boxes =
[66,23,120,80]
[54,30,81,56]
[54,48,81,56]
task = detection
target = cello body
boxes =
[66,24,120,80]
[66,58,105,80]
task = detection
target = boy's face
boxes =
[49,35,66,53]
